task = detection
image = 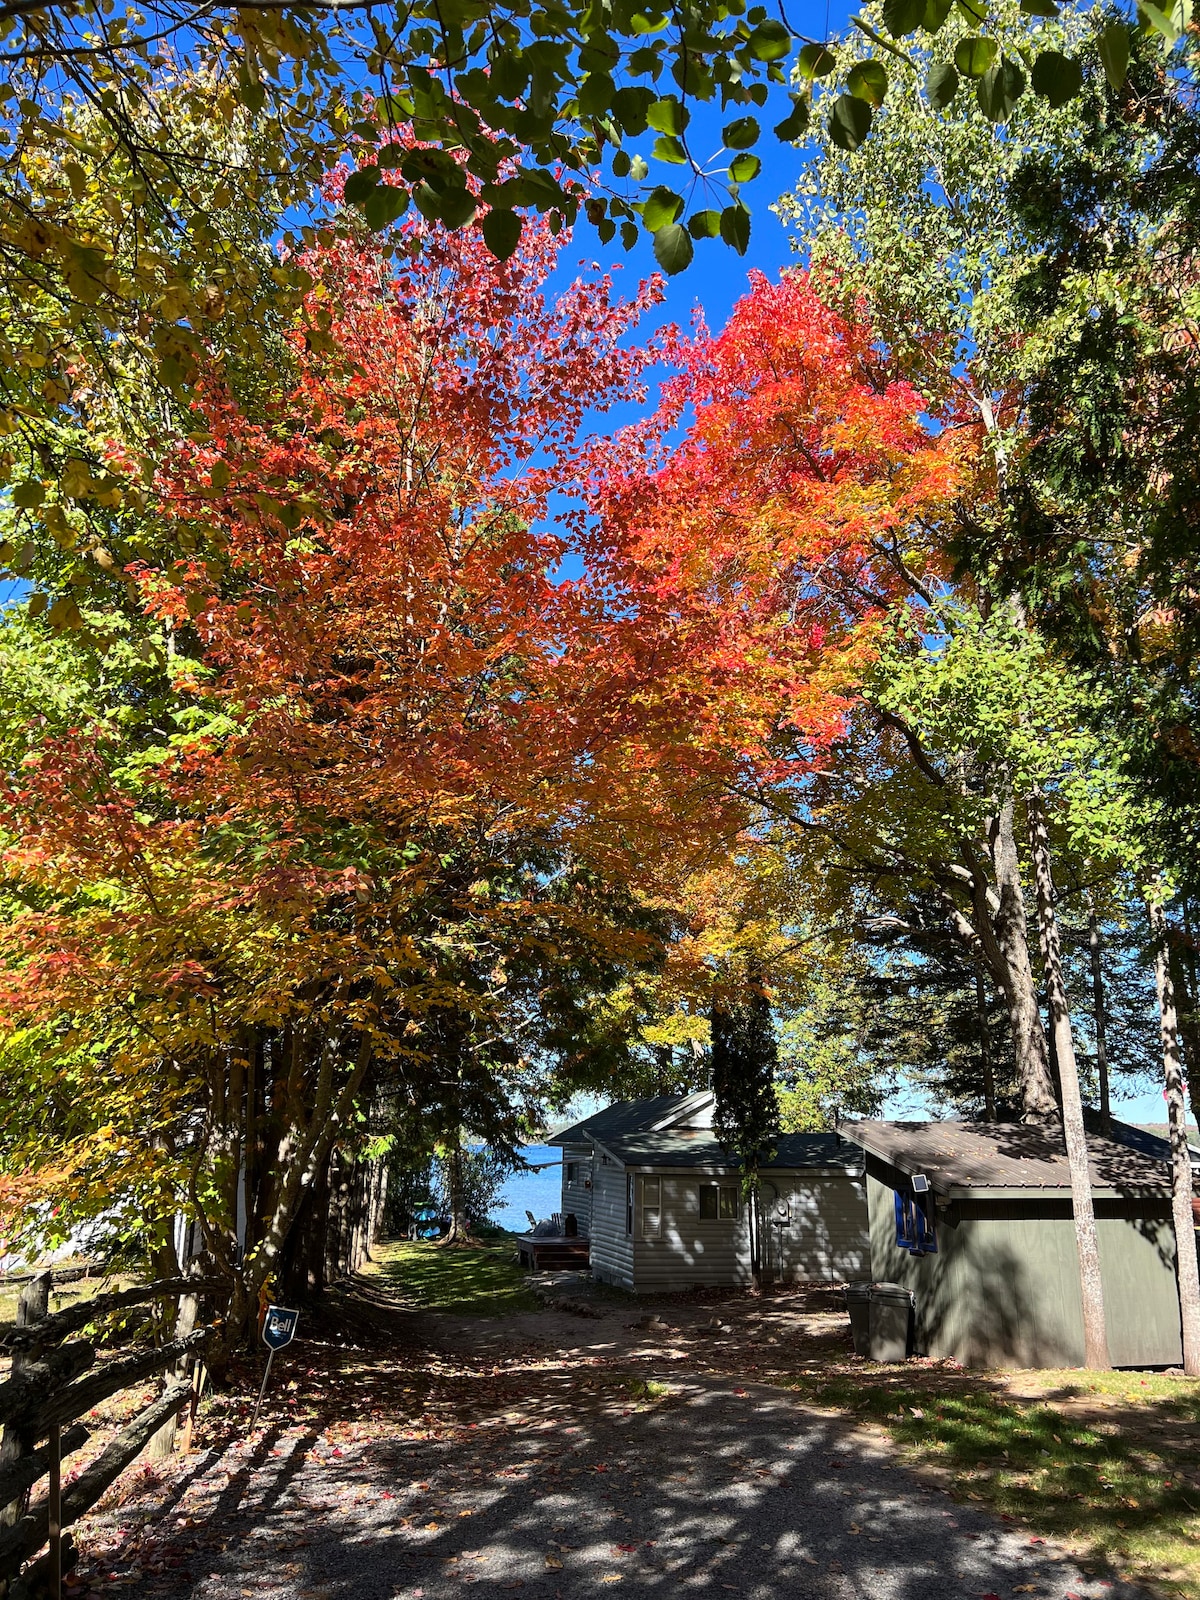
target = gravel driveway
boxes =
[69,1310,1151,1600]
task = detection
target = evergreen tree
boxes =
[711,974,781,1289]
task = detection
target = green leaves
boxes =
[489,50,528,99]
[11,480,45,509]
[719,202,750,254]
[652,222,693,273]
[1097,22,1130,90]
[799,42,837,78]
[688,209,723,238]
[652,136,688,164]
[773,96,811,142]
[343,166,379,206]
[647,97,687,135]
[748,19,792,59]
[828,93,873,150]
[883,0,927,34]
[363,182,410,229]
[976,54,1025,119]
[481,208,522,260]
[926,61,959,107]
[722,116,760,149]
[729,153,762,183]
[642,185,683,232]
[1030,50,1082,107]
[1138,0,1184,44]
[847,60,888,106]
[954,34,997,75]
[611,85,654,135]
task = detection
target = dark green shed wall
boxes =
[865,1157,1183,1369]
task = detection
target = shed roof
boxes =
[547,1096,691,1148]
[594,1129,863,1173]
[843,1118,1181,1198]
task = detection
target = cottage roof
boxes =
[547,1095,693,1148]
[843,1117,1183,1198]
[594,1128,864,1173]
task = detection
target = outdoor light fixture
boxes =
[911,1173,930,1194]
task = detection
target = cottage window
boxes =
[641,1176,662,1238]
[894,1190,937,1256]
[566,1161,578,1184]
[626,1172,634,1236]
[699,1184,738,1219]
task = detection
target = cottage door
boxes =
[761,1187,790,1284]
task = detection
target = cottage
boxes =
[844,1117,1192,1369]
[549,1092,869,1293]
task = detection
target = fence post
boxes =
[47,1423,61,1600]
[0,1270,51,1527]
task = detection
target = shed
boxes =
[843,1118,1192,1369]
[587,1127,869,1293]
[548,1093,869,1292]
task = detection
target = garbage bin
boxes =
[869,1282,914,1362]
[845,1281,872,1357]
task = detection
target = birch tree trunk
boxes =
[1148,898,1200,1377]
[975,967,996,1121]
[990,795,1060,1119]
[1027,791,1110,1370]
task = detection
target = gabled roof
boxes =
[842,1117,1186,1198]
[594,1128,863,1173]
[547,1095,694,1148]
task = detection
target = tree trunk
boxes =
[1087,898,1112,1135]
[1148,898,1200,1377]
[1028,791,1110,1370]
[975,967,996,1121]
[144,1287,199,1460]
[990,795,1060,1119]
[1167,905,1200,1132]
[747,1178,763,1292]
[439,1140,472,1245]
[279,1157,332,1305]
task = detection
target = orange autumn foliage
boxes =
[0,241,959,1298]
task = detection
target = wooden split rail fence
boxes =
[0,1271,227,1600]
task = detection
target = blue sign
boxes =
[262,1305,300,1351]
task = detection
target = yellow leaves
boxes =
[154,285,192,322]
[60,458,97,498]
[44,595,84,630]
[63,161,87,201]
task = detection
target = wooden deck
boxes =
[516,1234,590,1272]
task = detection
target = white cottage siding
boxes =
[622,1167,869,1293]
[559,1144,593,1234]
[762,1174,870,1282]
[588,1155,634,1289]
[632,1171,752,1292]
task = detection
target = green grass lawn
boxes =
[363,1235,539,1316]
[784,1364,1200,1597]
[0,1263,139,1327]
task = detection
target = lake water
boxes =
[489,1145,562,1228]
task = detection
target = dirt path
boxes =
[64,1286,1154,1600]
